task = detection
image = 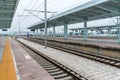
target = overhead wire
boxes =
[30,0,39,9]
[20,0,56,23]
[35,1,44,10]
[56,0,91,14]
[20,0,34,17]
[35,0,55,10]
[19,0,34,22]
[20,0,42,23]
[35,0,56,17]
[20,0,46,22]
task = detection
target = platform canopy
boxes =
[0,0,19,29]
[28,0,120,30]
[69,25,117,30]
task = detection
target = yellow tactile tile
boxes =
[0,38,17,80]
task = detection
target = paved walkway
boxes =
[0,36,6,62]
[18,38,120,80]
[0,37,17,80]
[11,38,54,80]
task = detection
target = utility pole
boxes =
[44,0,47,48]
[23,0,56,48]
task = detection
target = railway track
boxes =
[16,39,87,80]
[24,37,120,68]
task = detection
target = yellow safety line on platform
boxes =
[0,38,17,80]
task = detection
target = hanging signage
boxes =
[31,29,35,31]
[40,29,44,31]
[2,29,7,31]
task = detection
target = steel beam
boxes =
[0,1,16,4]
[0,11,14,13]
[96,5,120,14]
[88,12,116,20]
[110,0,120,3]
[0,17,12,20]
[0,3,15,6]
[50,20,64,25]
[65,15,84,21]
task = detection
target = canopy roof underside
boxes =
[0,0,19,29]
[28,0,120,29]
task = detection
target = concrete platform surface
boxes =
[18,38,120,80]
[0,36,6,62]
[0,37,17,80]
[10,38,55,80]
[49,37,120,49]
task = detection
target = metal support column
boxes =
[79,29,81,35]
[64,23,68,39]
[36,29,38,37]
[98,29,101,36]
[33,30,35,37]
[83,18,88,41]
[40,29,42,37]
[41,30,42,36]
[108,28,111,37]
[117,16,120,42]
[53,26,55,37]
[91,30,93,36]
[44,0,47,48]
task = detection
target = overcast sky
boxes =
[11,0,91,31]
[5,0,115,34]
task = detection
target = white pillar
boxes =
[53,26,55,37]
[33,30,35,37]
[98,29,101,36]
[108,28,111,37]
[40,29,42,37]
[64,23,68,39]
[83,19,88,41]
[117,16,120,42]
[36,29,38,37]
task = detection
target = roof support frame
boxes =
[83,9,102,16]
[50,20,64,25]
[28,0,119,30]
[88,7,109,14]
[96,4,120,14]
[0,3,16,6]
[0,11,14,13]
[88,12,116,20]
[0,17,12,20]
[0,1,16,4]
[65,15,84,21]
[110,0,120,3]
[74,11,92,17]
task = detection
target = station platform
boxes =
[18,38,120,80]
[49,37,120,49]
[31,36,120,58]
[0,37,55,80]
[0,37,17,80]
[32,37,120,49]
